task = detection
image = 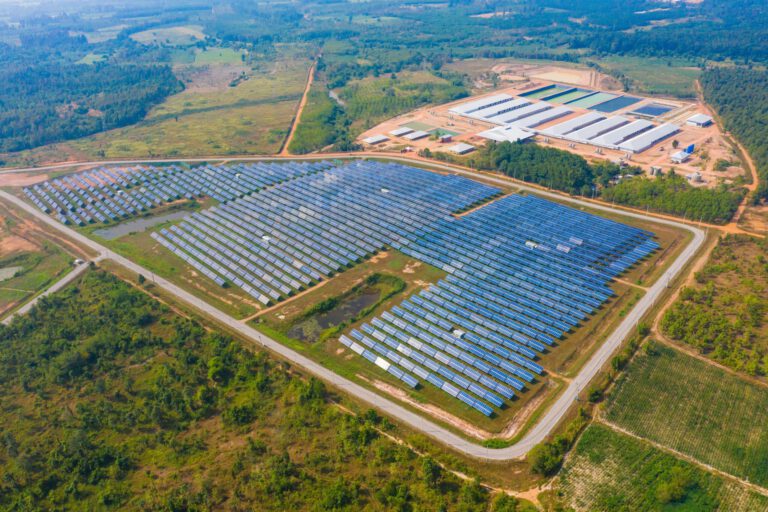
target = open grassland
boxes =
[590,55,701,98]
[192,47,246,66]
[0,269,536,511]
[663,234,768,376]
[129,25,205,46]
[555,424,768,511]
[67,101,295,158]
[0,204,75,317]
[0,49,310,167]
[603,344,768,487]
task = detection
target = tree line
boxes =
[436,141,743,224]
[701,67,768,203]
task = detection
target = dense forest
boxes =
[600,173,744,225]
[0,270,534,511]
[701,68,768,203]
[662,235,768,376]
[0,59,182,152]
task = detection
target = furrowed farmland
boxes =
[603,344,768,487]
[555,424,768,512]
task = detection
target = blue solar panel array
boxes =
[347,194,657,417]
[150,160,500,306]
[22,161,331,226]
[26,157,656,417]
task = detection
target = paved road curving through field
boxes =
[0,157,705,461]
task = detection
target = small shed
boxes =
[448,143,476,155]
[362,134,389,145]
[686,113,713,127]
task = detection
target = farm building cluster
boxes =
[359,79,740,187]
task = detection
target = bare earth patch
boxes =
[0,235,38,257]
[368,377,492,440]
[0,173,49,187]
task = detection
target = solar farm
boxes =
[21,159,659,423]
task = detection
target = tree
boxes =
[421,457,442,487]
[528,442,563,476]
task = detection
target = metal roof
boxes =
[478,126,534,143]
[494,103,552,124]
[568,116,630,143]
[686,113,713,125]
[389,127,414,136]
[591,120,654,148]
[363,134,389,145]
[619,123,679,153]
[403,130,430,140]
[449,93,514,115]
[466,99,530,121]
[448,143,476,154]
[510,106,572,129]
[539,112,605,137]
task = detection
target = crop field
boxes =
[556,424,768,511]
[603,344,768,487]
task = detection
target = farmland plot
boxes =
[603,344,768,487]
[557,424,768,511]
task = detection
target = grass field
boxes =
[590,56,701,98]
[0,243,72,317]
[603,343,768,487]
[130,24,205,46]
[0,204,76,318]
[193,47,246,66]
[0,47,309,167]
[555,424,768,511]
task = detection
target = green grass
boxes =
[0,243,73,317]
[130,25,205,46]
[75,52,106,65]
[555,424,768,511]
[603,343,768,487]
[590,56,701,98]
[193,47,246,66]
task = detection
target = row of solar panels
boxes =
[146,161,501,305]
[23,161,334,226]
[343,193,656,415]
